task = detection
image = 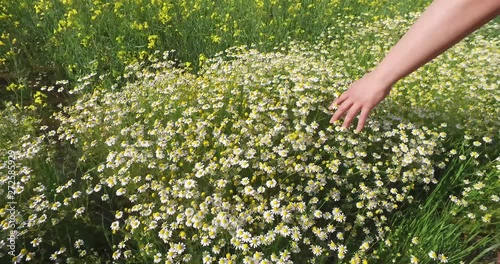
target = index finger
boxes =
[329,93,347,111]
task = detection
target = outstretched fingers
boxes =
[330,100,353,123]
[328,99,373,132]
[355,107,372,132]
[328,73,391,132]
[341,104,361,129]
[329,93,348,111]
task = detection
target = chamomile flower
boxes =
[428,250,437,260]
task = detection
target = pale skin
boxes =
[329,0,500,132]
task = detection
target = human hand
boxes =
[328,72,392,132]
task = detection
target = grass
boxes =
[0,0,429,87]
[0,0,499,263]
[377,154,500,263]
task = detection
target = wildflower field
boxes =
[0,0,499,263]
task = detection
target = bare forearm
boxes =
[373,0,500,86]
[329,0,499,132]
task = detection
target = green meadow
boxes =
[0,0,498,263]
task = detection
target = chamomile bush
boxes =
[50,40,454,263]
[0,12,498,264]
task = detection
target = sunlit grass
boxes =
[0,0,499,263]
[0,0,429,86]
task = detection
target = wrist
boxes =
[365,68,397,90]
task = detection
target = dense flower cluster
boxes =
[0,13,498,264]
[53,43,451,263]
